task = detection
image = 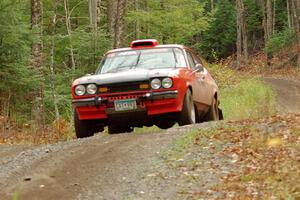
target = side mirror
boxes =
[195,64,204,72]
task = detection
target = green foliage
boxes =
[244,0,263,36]
[264,29,296,56]
[200,0,236,61]
[42,0,111,122]
[0,0,35,121]
[273,0,289,31]
[126,0,209,45]
[220,78,276,120]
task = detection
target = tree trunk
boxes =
[262,0,268,44]
[287,0,292,29]
[64,0,76,71]
[291,0,300,66]
[273,0,276,33]
[89,0,102,64]
[50,2,60,123]
[114,0,127,48]
[89,0,98,30]
[107,1,117,40]
[211,0,214,10]
[236,0,243,68]
[236,0,248,66]
[241,0,248,60]
[146,0,150,37]
[135,0,140,39]
[266,0,273,40]
[31,0,44,127]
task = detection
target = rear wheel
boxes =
[74,111,101,138]
[204,97,219,121]
[108,125,134,134]
[178,90,196,126]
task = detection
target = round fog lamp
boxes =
[162,78,173,89]
[151,78,161,90]
[75,85,86,96]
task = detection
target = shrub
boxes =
[264,29,296,56]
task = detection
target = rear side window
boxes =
[192,54,203,66]
[186,51,196,69]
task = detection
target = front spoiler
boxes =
[72,90,178,107]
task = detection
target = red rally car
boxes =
[72,39,223,138]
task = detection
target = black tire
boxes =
[108,125,134,134]
[74,111,96,138]
[178,89,196,126]
[155,120,176,129]
[204,97,219,121]
[218,108,224,120]
[195,104,202,123]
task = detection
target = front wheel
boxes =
[74,111,95,138]
[178,90,196,126]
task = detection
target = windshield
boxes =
[96,47,186,74]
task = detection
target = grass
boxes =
[208,64,277,120]
[220,78,276,120]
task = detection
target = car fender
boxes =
[174,77,193,111]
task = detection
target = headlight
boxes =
[86,84,97,95]
[162,78,173,89]
[75,85,86,96]
[151,78,161,90]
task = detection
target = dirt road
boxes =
[264,77,300,114]
[0,77,299,200]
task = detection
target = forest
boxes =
[0,0,299,133]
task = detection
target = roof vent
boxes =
[130,39,158,48]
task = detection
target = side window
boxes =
[174,48,187,67]
[192,54,203,65]
[186,51,196,69]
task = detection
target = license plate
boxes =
[114,99,137,111]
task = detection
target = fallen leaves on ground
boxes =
[156,114,300,199]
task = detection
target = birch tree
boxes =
[50,1,60,123]
[89,0,101,64]
[64,0,76,71]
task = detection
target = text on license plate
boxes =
[114,99,137,111]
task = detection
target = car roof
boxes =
[106,44,187,54]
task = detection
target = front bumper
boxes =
[72,90,178,107]
[72,90,181,120]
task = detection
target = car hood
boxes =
[73,68,179,85]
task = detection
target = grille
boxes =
[105,94,146,108]
[99,81,149,93]
[108,95,140,101]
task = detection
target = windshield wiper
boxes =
[134,51,142,68]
